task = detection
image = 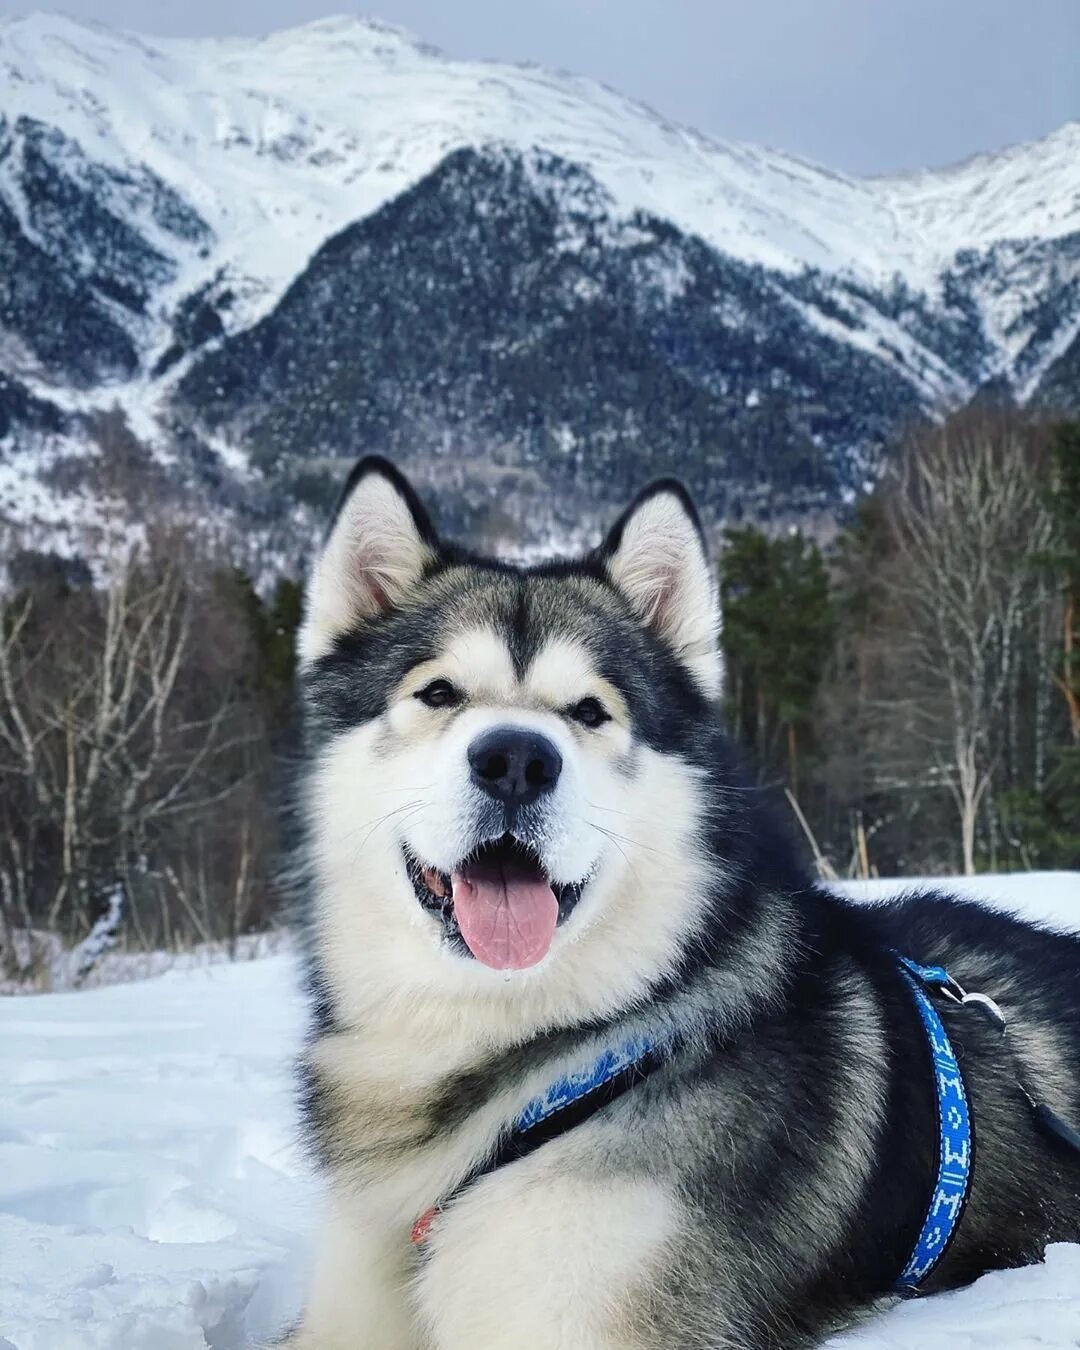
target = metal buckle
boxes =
[936,976,1007,1034]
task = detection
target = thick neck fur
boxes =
[298,736,807,1091]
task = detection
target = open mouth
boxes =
[404,835,586,971]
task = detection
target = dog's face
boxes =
[298,460,724,1021]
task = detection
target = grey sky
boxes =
[4,0,1077,174]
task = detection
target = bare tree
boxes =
[0,530,282,979]
[872,409,1056,874]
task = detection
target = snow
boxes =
[1,872,1078,1348]
[0,954,314,1349]
[874,123,1080,279]
[830,1245,1080,1349]
[0,433,111,556]
[0,928,292,997]
[835,870,1080,937]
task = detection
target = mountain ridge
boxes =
[1,12,1078,557]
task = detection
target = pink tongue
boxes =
[451,859,559,970]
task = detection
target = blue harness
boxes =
[513,1033,657,1131]
[411,1030,665,1244]
[413,955,978,1294]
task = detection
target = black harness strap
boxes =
[411,1039,670,1244]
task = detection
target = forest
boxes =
[1,408,1077,980]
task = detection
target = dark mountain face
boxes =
[0,110,1076,553]
[176,149,922,540]
[961,233,1080,395]
[0,115,211,387]
[0,191,137,385]
[1032,304,1080,417]
[0,370,65,440]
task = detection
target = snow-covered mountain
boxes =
[2,11,1079,556]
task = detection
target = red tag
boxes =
[411,1205,438,1244]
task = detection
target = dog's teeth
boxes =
[421,867,448,898]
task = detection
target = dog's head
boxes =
[298,458,727,1023]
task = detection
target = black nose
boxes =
[468,726,563,806]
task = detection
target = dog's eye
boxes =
[569,696,610,729]
[415,679,461,710]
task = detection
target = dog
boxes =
[282,456,1080,1349]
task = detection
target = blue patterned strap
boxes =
[898,957,954,988]
[514,1034,656,1130]
[412,1032,661,1243]
[894,955,974,1293]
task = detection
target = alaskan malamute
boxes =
[284,458,1080,1349]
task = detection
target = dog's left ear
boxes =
[600,480,721,697]
[298,457,439,666]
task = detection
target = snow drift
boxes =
[0,872,1077,1347]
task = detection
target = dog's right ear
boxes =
[298,457,439,666]
[599,479,721,697]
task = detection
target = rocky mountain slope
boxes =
[1,12,1078,556]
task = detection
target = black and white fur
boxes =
[283,458,1080,1350]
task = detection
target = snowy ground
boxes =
[1,875,1078,1349]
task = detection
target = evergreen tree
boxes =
[1047,421,1080,745]
[215,568,302,725]
[1003,421,1080,868]
[720,527,834,795]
